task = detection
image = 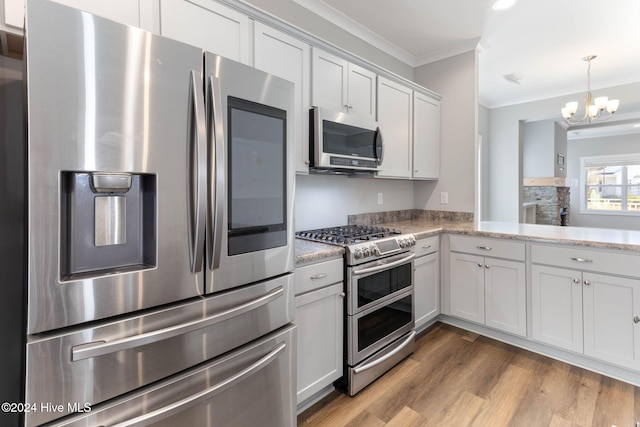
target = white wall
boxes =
[487,82,640,223]
[413,50,478,215]
[294,174,414,230]
[567,133,640,230]
[523,120,555,177]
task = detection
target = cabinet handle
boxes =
[583,280,591,286]
[634,316,640,324]
[476,246,492,251]
[310,273,328,280]
[304,160,310,165]
[573,278,580,284]
[339,292,346,298]
[571,257,593,263]
[477,263,483,267]
[485,264,490,269]
[422,245,432,250]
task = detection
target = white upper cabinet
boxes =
[3,0,143,33]
[254,22,311,174]
[413,91,440,179]
[158,0,250,64]
[311,47,376,119]
[376,76,413,178]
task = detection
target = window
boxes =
[581,154,640,214]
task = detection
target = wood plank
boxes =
[297,323,640,427]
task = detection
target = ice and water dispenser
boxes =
[60,171,157,280]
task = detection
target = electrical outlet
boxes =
[378,192,383,205]
[440,192,449,204]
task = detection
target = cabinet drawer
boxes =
[295,258,343,295]
[450,235,525,261]
[531,244,640,277]
[414,236,439,258]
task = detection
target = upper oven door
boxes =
[311,107,382,171]
[347,251,415,315]
[205,53,295,293]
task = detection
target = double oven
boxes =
[296,226,417,395]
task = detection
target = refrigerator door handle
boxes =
[109,343,286,427]
[188,70,207,273]
[207,75,225,271]
[71,286,285,362]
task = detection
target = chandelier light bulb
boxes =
[606,99,620,113]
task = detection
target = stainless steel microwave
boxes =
[309,107,383,172]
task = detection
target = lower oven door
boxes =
[347,251,415,315]
[48,325,296,427]
[347,288,414,366]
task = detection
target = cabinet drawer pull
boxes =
[634,316,640,324]
[571,257,593,263]
[310,273,328,280]
[485,264,490,269]
[476,246,492,251]
[573,278,580,284]
[477,263,483,268]
[422,245,432,250]
[583,280,591,286]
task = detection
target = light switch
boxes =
[440,192,449,204]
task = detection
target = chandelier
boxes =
[561,55,620,124]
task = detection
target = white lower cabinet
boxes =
[532,264,640,371]
[414,237,440,329]
[294,259,344,407]
[447,235,526,337]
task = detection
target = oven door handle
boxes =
[353,331,416,374]
[352,253,415,276]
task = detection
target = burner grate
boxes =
[296,225,402,245]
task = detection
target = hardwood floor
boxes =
[297,323,640,427]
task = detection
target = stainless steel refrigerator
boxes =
[0,0,296,425]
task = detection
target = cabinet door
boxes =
[159,0,250,64]
[347,63,376,119]
[52,0,141,27]
[414,252,440,329]
[531,265,583,353]
[583,272,640,371]
[413,92,440,179]
[3,0,24,32]
[449,252,484,324]
[295,282,344,405]
[376,76,413,178]
[254,22,310,174]
[311,48,347,112]
[484,258,526,337]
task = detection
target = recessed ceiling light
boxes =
[492,0,516,11]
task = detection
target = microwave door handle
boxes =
[207,75,225,270]
[375,127,384,166]
[109,343,287,427]
[188,70,207,273]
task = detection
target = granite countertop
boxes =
[294,219,640,266]
[377,219,640,253]
[295,238,344,266]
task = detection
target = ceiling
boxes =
[293,0,640,110]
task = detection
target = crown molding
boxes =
[293,0,417,66]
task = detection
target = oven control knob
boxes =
[399,239,407,248]
[363,247,371,257]
[408,236,416,247]
[372,245,380,256]
[354,248,364,259]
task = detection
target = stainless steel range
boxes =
[296,225,417,395]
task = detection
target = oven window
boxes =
[357,294,412,351]
[357,262,411,308]
[227,96,287,256]
[323,120,377,158]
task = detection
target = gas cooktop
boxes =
[295,225,403,246]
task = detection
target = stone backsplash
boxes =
[348,209,474,225]
[523,186,570,225]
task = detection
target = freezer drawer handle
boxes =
[353,331,416,374]
[71,286,285,362]
[109,342,287,427]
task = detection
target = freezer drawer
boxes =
[47,325,296,427]
[25,274,294,426]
